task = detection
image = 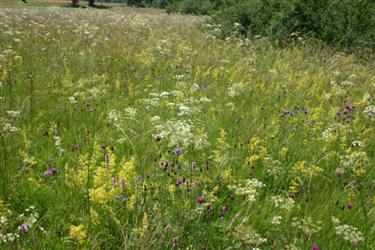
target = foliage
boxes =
[168,0,375,50]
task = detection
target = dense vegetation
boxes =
[1,5,375,249]
[123,0,375,50]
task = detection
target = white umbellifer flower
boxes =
[228,179,265,202]
[364,105,375,118]
[322,127,334,141]
[271,215,282,225]
[150,116,160,122]
[68,96,77,104]
[271,195,295,211]
[332,217,364,245]
[6,110,20,118]
[324,92,332,101]
[362,93,371,104]
[124,107,137,118]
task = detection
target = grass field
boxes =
[0,4,375,250]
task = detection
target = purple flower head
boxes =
[182,176,186,183]
[50,166,57,173]
[173,147,182,155]
[336,110,342,116]
[44,170,53,176]
[221,205,228,214]
[19,224,29,234]
[120,178,126,189]
[347,104,355,110]
[154,134,162,142]
[112,176,117,186]
[176,178,183,186]
[172,236,179,247]
[347,202,353,209]
[342,109,349,114]
[303,107,309,114]
[312,243,319,250]
[197,194,205,204]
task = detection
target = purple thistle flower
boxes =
[44,170,53,176]
[120,178,126,189]
[176,178,183,186]
[197,194,205,204]
[173,147,182,154]
[19,224,29,234]
[336,110,342,116]
[112,176,117,186]
[347,202,353,209]
[347,104,355,110]
[50,166,57,173]
[220,205,229,219]
[312,243,319,250]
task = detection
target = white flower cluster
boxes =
[271,195,295,211]
[0,204,39,244]
[228,179,265,202]
[154,119,209,150]
[338,151,368,176]
[292,216,322,235]
[332,217,364,245]
[363,105,375,118]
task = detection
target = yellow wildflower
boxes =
[89,187,108,204]
[69,224,87,244]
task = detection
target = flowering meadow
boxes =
[1,5,375,250]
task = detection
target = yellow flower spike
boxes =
[248,154,260,166]
[280,147,289,156]
[90,208,100,226]
[28,177,40,188]
[127,195,136,210]
[69,224,87,244]
[89,187,109,204]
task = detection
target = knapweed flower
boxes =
[220,205,228,219]
[312,243,319,250]
[19,224,29,234]
[173,147,182,154]
[44,170,53,176]
[44,166,57,176]
[347,202,353,209]
[197,194,205,204]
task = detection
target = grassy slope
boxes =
[0,4,374,250]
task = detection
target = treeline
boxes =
[132,0,375,50]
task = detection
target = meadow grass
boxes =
[0,5,374,250]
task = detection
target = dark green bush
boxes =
[166,0,375,50]
[212,0,375,49]
[166,0,223,15]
